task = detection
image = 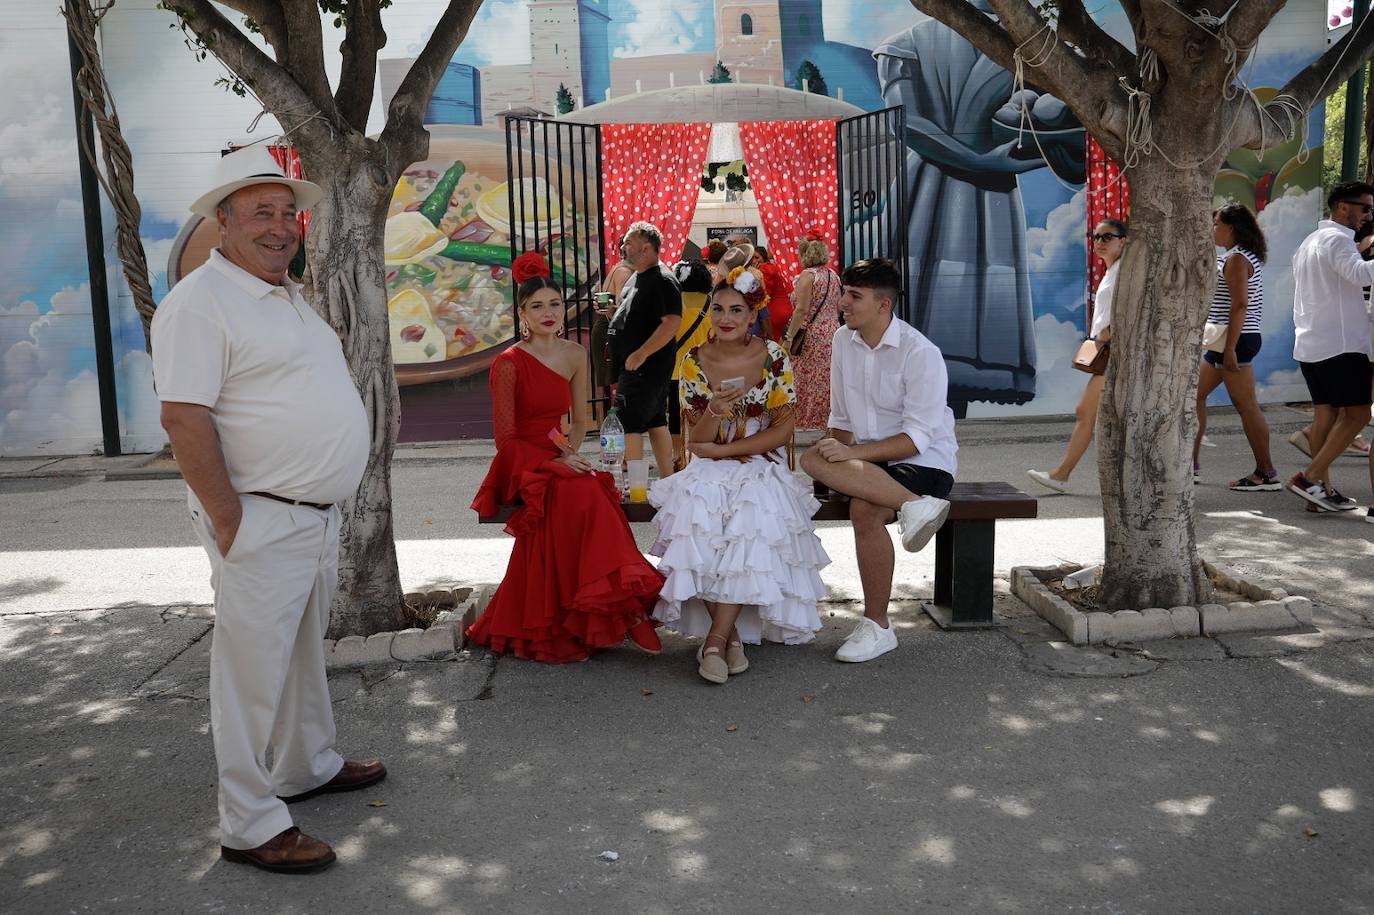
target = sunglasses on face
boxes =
[1088,232,1125,242]
[1339,200,1374,214]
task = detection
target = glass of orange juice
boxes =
[627,459,649,503]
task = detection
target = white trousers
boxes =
[189,492,345,849]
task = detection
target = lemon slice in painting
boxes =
[476,178,567,239]
[384,211,448,266]
[388,288,445,364]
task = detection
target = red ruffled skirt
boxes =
[467,459,664,663]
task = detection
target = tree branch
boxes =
[274,0,340,124]
[1224,0,1286,54]
[1238,11,1374,149]
[910,0,1129,152]
[160,0,333,146]
[378,0,483,168]
[336,0,385,133]
[1054,0,1136,76]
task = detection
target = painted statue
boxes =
[874,3,1084,414]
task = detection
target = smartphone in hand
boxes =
[718,376,746,393]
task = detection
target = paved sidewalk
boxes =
[3,405,1374,912]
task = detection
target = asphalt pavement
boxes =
[2,404,1373,913]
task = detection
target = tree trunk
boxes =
[300,142,407,638]
[1095,162,1216,611]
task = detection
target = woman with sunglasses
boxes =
[1193,204,1277,490]
[1026,219,1127,493]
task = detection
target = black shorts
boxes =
[1299,352,1374,407]
[615,370,672,432]
[879,462,954,500]
[1203,331,1262,368]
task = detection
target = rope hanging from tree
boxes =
[62,0,157,348]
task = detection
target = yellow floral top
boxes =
[679,339,796,451]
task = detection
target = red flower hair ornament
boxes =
[512,252,552,284]
[804,226,825,242]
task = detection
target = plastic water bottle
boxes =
[599,404,625,493]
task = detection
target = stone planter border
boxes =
[323,583,496,668]
[1011,563,1313,646]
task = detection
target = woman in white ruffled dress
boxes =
[649,267,829,684]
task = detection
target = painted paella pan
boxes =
[169,126,602,386]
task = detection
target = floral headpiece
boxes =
[804,226,825,242]
[512,251,552,284]
[725,266,767,308]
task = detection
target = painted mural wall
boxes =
[0,1,1330,454]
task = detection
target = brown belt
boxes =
[246,491,333,511]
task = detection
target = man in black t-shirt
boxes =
[607,221,682,478]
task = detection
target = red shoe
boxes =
[628,619,662,654]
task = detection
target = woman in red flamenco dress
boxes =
[467,253,664,663]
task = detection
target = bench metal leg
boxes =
[923,519,998,630]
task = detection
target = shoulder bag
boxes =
[787,268,834,358]
[1072,338,1110,375]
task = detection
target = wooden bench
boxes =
[479,481,1037,631]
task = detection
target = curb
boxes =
[323,583,496,668]
[1012,563,1312,646]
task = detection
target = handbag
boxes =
[1202,321,1228,353]
[787,269,834,357]
[1072,338,1110,375]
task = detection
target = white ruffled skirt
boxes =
[648,456,829,644]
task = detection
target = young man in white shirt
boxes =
[1287,181,1374,512]
[800,258,958,663]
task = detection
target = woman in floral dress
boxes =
[782,237,843,430]
[648,266,829,684]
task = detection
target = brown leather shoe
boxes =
[220,827,336,874]
[279,759,387,804]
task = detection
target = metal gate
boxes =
[835,107,909,321]
[503,116,608,412]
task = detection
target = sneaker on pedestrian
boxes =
[834,617,898,663]
[1229,469,1282,492]
[1288,429,1312,457]
[897,496,949,552]
[1025,469,1069,493]
[1326,487,1359,511]
[1287,472,1339,511]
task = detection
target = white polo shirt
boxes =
[828,317,958,477]
[1292,219,1374,363]
[151,249,369,505]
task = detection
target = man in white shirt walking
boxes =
[801,258,958,663]
[1287,181,1374,512]
[152,146,384,874]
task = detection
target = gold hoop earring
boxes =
[519,322,530,339]
[556,325,564,337]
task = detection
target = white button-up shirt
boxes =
[1292,219,1374,362]
[828,317,958,476]
[151,249,370,505]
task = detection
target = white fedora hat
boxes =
[189,144,324,219]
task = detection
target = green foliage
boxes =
[1323,73,1371,189]
[555,83,575,115]
[795,60,827,96]
[708,61,732,84]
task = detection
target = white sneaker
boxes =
[835,617,898,663]
[1025,469,1069,493]
[897,496,950,552]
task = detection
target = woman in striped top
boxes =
[1193,203,1277,491]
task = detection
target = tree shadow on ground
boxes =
[5,607,1374,912]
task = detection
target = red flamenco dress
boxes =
[467,346,664,662]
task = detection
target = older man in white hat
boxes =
[152,145,384,874]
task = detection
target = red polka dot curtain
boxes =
[601,123,712,265]
[738,119,839,282]
[1087,136,1130,326]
